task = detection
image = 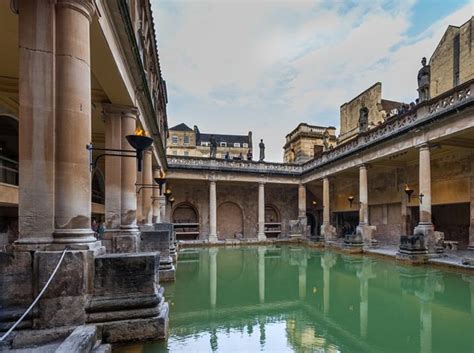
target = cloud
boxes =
[152,0,473,161]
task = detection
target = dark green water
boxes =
[116,246,474,353]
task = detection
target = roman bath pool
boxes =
[116,246,474,353]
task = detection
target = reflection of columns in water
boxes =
[321,253,336,315]
[357,259,376,338]
[209,248,218,308]
[258,247,266,304]
[420,300,432,353]
[298,264,307,301]
[259,318,266,347]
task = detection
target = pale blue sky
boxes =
[152,0,473,161]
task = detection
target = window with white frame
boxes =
[243,143,248,148]
[172,150,177,155]
[171,136,178,145]
[183,135,190,145]
[233,143,240,148]
[220,142,227,147]
[201,141,209,147]
[184,151,189,156]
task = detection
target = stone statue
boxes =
[359,107,369,132]
[259,139,265,161]
[209,135,217,159]
[322,130,330,150]
[417,57,430,102]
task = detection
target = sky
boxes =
[151,0,474,162]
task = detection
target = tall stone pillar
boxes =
[142,151,153,226]
[414,144,435,252]
[209,180,218,242]
[16,0,55,247]
[152,170,161,224]
[257,182,267,241]
[117,110,139,252]
[356,165,375,244]
[159,195,167,224]
[321,252,336,315]
[321,177,336,240]
[209,248,218,308]
[258,247,266,304]
[298,184,306,219]
[53,0,96,245]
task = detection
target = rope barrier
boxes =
[0,247,69,342]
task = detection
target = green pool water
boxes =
[117,246,474,353]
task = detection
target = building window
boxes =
[184,135,190,145]
[234,143,240,148]
[184,151,189,156]
[172,150,177,155]
[201,141,209,147]
[243,143,248,148]
[220,142,227,147]
[172,136,178,145]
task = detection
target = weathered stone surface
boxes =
[11,326,75,349]
[54,325,97,353]
[93,253,159,296]
[0,251,33,308]
[92,344,112,353]
[112,232,139,253]
[140,228,175,282]
[99,302,169,343]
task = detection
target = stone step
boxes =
[54,325,97,353]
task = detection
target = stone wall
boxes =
[430,17,474,98]
[339,83,384,141]
[168,179,299,239]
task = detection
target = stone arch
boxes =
[172,202,199,224]
[265,204,280,223]
[217,201,243,239]
[91,168,105,204]
[0,114,19,185]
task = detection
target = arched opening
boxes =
[217,201,243,239]
[265,204,281,238]
[91,168,105,205]
[173,202,200,240]
[0,115,19,185]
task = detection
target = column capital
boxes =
[102,103,139,119]
[359,163,369,170]
[418,143,431,151]
[56,0,95,22]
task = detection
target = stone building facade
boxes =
[167,123,253,159]
[283,123,337,164]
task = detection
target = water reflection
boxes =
[118,246,474,353]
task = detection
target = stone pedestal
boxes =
[140,227,175,282]
[86,253,168,343]
[154,222,177,263]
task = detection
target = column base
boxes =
[414,223,437,253]
[257,233,267,241]
[356,224,376,245]
[112,228,140,253]
[321,224,337,242]
[208,234,218,243]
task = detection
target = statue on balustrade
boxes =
[417,57,430,102]
[259,139,265,161]
[209,135,217,159]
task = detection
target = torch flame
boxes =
[159,169,166,178]
[135,127,146,136]
[404,183,410,191]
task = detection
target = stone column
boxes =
[321,177,336,240]
[321,252,336,315]
[356,165,375,244]
[117,110,139,252]
[209,248,218,308]
[414,144,435,251]
[258,247,266,304]
[16,0,55,247]
[257,182,267,241]
[159,195,167,224]
[209,180,218,242]
[142,150,153,226]
[298,184,306,219]
[53,0,96,245]
[152,170,161,224]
